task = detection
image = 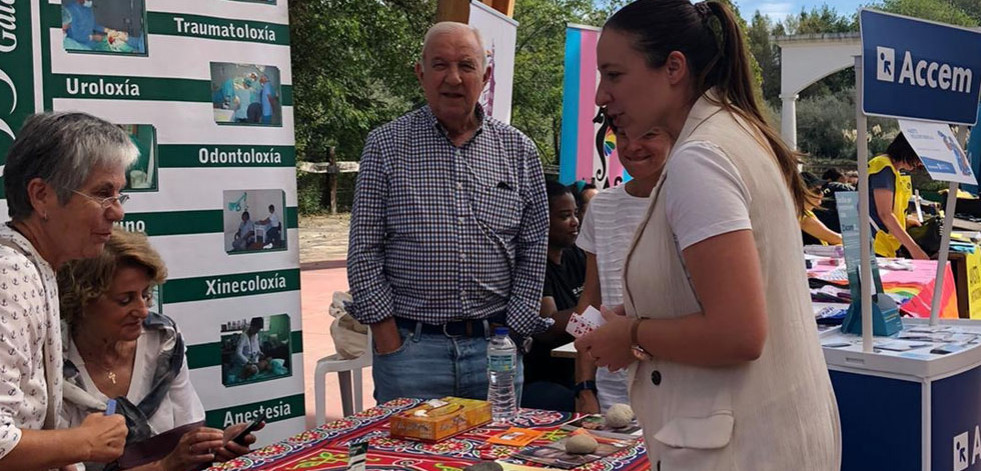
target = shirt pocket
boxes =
[471,184,523,237]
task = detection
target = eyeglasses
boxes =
[72,190,130,208]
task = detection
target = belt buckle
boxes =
[442,321,462,337]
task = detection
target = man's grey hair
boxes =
[5,111,138,221]
[421,21,488,70]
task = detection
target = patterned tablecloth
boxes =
[207,398,650,471]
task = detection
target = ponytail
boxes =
[606,0,814,216]
[701,1,812,216]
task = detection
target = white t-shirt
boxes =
[661,141,752,250]
[576,185,651,412]
[576,184,651,307]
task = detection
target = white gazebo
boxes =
[774,32,861,149]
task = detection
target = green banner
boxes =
[186,330,303,369]
[48,73,293,106]
[0,0,38,180]
[148,12,290,46]
[159,145,296,168]
[118,207,297,237]
[205,394,305,428]
[51,73,207,102]
[163,268,300,304]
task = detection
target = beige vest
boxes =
[623,94,841,470]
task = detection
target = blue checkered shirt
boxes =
[347,106,550,336]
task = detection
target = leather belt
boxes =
[394,314,507,338]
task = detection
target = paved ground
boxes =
[298,213,378,428]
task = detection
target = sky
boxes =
[734,0,867,23]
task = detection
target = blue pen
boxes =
[105,399,116,415]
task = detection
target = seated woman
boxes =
[799,172,842,246]
[58,228,260,470]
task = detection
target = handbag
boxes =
[905,215,943,257]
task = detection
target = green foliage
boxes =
[510,0,627,164]
[289,0,435,164]
[876,0,977,26]
[747,12,779,103]
[795,87,898,160]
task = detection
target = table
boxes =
[822,318,981,470]
[808,259,960,319]
[207,398,650,471]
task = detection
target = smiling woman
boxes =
[58,228,261,471]
[0,111,135,471]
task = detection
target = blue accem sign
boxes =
[862,9,981,125]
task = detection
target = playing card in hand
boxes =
[566,306,606,338]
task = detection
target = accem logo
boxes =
[0,0,18,143]
[954,426,981,471]
[877,45,973,94]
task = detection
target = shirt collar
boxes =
[422,105,487,143]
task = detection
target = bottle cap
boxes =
[494,326,509,336]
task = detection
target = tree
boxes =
[877,0,977,26]
[510,0,626,164]
[289,1,435,212]
[747,11,780,103]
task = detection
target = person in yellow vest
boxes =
[869,133,927,259]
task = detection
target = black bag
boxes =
[905,215,943,257]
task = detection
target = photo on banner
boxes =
[223,189,287,254]
[219,314,293,387]
[210,62,282,126]
[117,124,157,192]
[61,0,148,55]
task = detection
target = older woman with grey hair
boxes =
[0,112,133,471]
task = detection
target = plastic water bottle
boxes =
[487,327,517,423]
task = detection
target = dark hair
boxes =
[546,180,573,206]
[800,172,824,191]
[570,181,596,209]
[242,211,251,220]
[822,168,844,182]
[886,132,920,167]
[250,317,264,330]
[605,0,811,215]
[268,204,275,212]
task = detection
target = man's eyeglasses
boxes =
[72,190,130,208]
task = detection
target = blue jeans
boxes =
[372,322,524,404]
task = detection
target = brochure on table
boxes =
[822,319,981,378]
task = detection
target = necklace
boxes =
[89,360,118,384]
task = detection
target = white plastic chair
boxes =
[314,329,372,424]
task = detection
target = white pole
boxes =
[930,181,958,324]
[855,55,874,352]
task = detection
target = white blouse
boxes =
[63,327,205,438]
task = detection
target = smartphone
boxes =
[231,412,266,445]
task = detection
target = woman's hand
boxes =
[77,413,128,463]
[574,306,634,372]
[160,427,224,471]
[214,422,265,462]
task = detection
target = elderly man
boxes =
[348,22,549,403]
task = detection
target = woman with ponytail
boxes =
[574,1,841,469]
